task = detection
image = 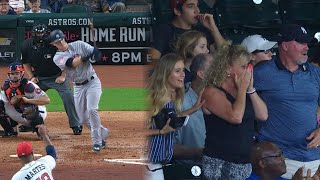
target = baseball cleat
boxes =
[2,131,18,138]
[72,126,82,135]
[92,144,101,152]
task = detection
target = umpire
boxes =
[21,23,82,135]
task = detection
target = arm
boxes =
[37,124,56,160]
[203,87,246,124]
[22,94,50,106]
[202,68,251,124]
[55,70,66,84]
[198,13,225,48]
[248,69,268,121]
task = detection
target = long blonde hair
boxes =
[204,42,250,87]
[175,30,206,60]
[147,53,185,126]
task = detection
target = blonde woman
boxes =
[145,53,203,180]
[175,30,209,83]
[201,43,268,180]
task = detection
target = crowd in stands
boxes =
[0,0,133,14]
[146,0,320,180]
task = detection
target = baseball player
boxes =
[1,62,49,136]
[48,29,109,152]
[12,124,56,180]
[21,23,82,135]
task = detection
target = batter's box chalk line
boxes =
[104,158,150,165]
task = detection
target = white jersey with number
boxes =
[53,40,96,84]
[12,155,56,180]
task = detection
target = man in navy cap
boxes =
[253,24,320,179]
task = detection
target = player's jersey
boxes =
[12,155,56,180]
[53,40,96,83]
[1,79,46,112]
[1,78,45,103]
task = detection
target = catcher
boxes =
[0,62,50,136]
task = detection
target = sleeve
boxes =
[78,41,94,57]
[151,24,173,54]
[53,51,70,70]
[39,155,56,170]
[24,82,46,99]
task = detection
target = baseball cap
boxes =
[170,0,186,10]
[278,24,315,44]
[17,141,33,157]
[241,34,277,53]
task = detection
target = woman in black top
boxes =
[201,42,268,180]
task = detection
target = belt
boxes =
[75,76,94,86]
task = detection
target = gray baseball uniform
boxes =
[53,40,108,146]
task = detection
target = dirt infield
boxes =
[0,65,150,179]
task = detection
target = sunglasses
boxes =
[253,49,272,54]
[260,151,283,160]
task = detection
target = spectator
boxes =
[0,0,16,15]
[201,42,268,180]
[12,124,56,180]
[172,53,213,177]
[69,0,110,13]
[145,53,202,180]
[9,0,24,14]
[254,24,320,179]
[23,0,51,13]
[41,0,67,13]
[247,141,287,180]
[247,141,320,180]
[175,30,209,83]
[107,0,126,13]
[241,34,277,66]
[149,0,224,63]
[145,53,185,180]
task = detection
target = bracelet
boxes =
[247,88,256,94]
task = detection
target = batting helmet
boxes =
[7,62,25,84]
[48,29,65,43]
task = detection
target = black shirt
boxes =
[203,87,255,164]
[151,23,214,56]
[21,38,61,77]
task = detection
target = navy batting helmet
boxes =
[48,29,65,43]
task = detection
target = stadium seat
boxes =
[278,0,320,25]
[60,4,89,13]
[214,0,281,29]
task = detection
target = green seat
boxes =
[60,4,89,13]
